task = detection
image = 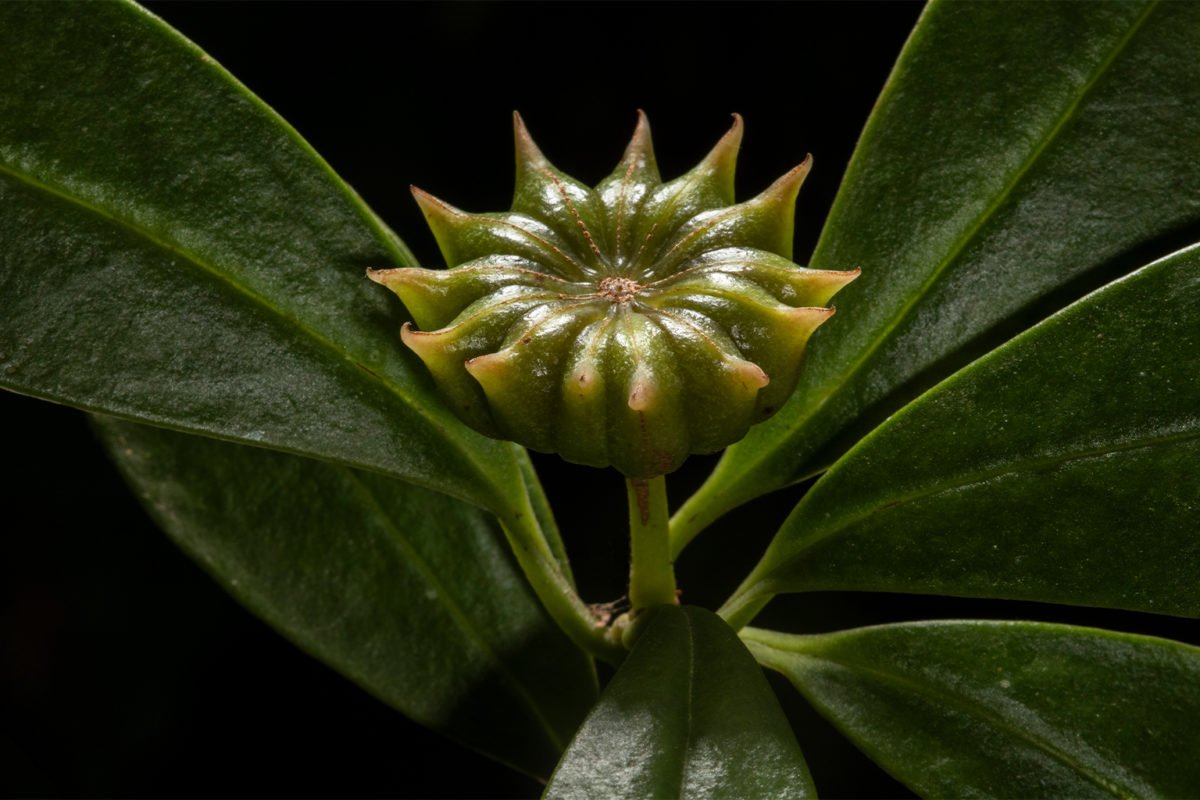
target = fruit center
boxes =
[598,276,641,303]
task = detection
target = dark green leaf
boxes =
[729,244,1200,621]
[544,606,814,800]
[678,0,1200,535]
[745,621,1200,798]
[92,416,597,780]
[0,0,524,515]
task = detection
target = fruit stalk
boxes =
[627,475,677,611]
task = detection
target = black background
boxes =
[5,2,1197,798]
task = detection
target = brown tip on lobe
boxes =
[764,155,813,201]
[464,351,512,383]
[701,112,745,171]
[620,109,657,167]
[627,376,659,411]
[733,360,771,389]
[410,185,464,219]
[399,321,426,354]
[366,266,428,289]
[513,111,550,169]
[827,267,862,293]
[788,305,837,335]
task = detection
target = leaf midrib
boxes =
[728,0,1160,488]
[673,612,697,800]
[0,157,506,507]
[785,648,1148,798]
[785,425,1200,565]
[344,469,567,754]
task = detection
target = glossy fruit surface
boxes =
[371,113,856,477]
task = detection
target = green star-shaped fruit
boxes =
[370,112,858,478]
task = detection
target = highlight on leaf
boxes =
[369,112,858,478]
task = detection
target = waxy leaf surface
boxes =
[680,0,1200,534]
[735,244,1200,619]
[545,606,814,800]
[0,1,528,516]
[745,621,1200,798]
[93,417,596,780]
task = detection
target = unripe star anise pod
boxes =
[370,113,858,478]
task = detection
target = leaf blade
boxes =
[745,621,1200,798]
[678,0,1200,535]
[736,243,1200,619]
[544,606,814,800]
[0,0,522,513]
[92,416,597,780]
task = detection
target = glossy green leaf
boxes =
[726,244,1200,624]
[544,606,814,800]
[745,621,1200,798]
[0,0,525,516]
[92,416,597,780]
[677,0,1200,538]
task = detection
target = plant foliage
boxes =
[3,1,1199,797]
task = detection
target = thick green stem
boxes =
[717,573,775,631]
[498,494,625,665]
[627,475,677,611]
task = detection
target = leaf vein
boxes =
[793,425,1200,560]
[0,159,509,508]
[791,649,1148,798]
[726,0,1161,488]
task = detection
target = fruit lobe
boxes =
[370,112,857,478]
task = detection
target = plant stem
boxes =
[717,574,775,631]
[670,460,831,559]
[498,494,626,665]
[668,467,749,559]
[513,447,574,583]
[627,475,678,611]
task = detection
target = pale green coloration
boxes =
[626,475,677,611]
[370,113,857,478]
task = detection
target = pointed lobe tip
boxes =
[366,266,425,289]
[399,322,424,354]
[704,113,745,167]
[760,156,813,206]
[735,360,771,390]
[513,111,550,170]
[411,186,459,218]
[464,350,514,383]
[837,267,862,287]
[621,109,656,163]
[627,375,660,412]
